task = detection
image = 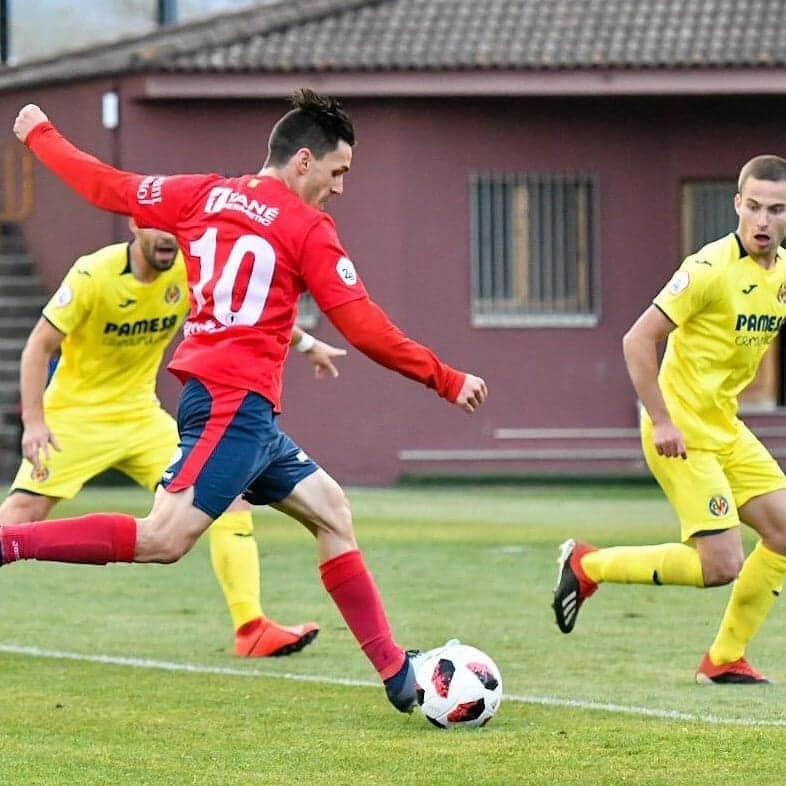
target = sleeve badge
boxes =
[53,284,73,307]
[666,271,690,296]
[336,256,358,287]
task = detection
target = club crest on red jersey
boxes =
[30,465,50,483]
[708,495,730,517]
[165,284,181,304]
[777,283,786,305]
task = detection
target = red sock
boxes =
[320,549,405,680]
[1,513,137,564]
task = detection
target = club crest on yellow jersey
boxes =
[777,283,786,305]
[30,465,50,482]
[165,284,181,304]
[708,495,730,517]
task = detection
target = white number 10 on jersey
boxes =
[190,227,275,326]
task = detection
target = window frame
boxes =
[680,179,738,258]
[469,170,601,329]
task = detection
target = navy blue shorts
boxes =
[160,378,320,518]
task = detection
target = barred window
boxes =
[470,172,599,327]
[681,181,737,256]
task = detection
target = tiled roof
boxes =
[1,0,785,92]
[161,0,786,72]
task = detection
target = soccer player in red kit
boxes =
[8,90,488,713]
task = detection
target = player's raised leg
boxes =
[553,437,726,634]
[553,536,719,634]
[120,405,317,656]
[271,468,418,712]
[0,483,211,566]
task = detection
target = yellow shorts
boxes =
[11,406,179,500]
[642,418,786,541]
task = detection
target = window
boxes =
[681,180,737,257]
[470,172,599,327]
[297,293,318,330]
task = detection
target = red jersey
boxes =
[131,173,367,409]
[24,122,466,410]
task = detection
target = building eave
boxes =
[138,68,786,100]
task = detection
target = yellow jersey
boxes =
[42,242,189,421]
[652,233,786,450]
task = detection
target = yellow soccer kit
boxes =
[12,242,267,634]
[642,232,786,539]
[42,242,189,421]
[12,242,189,497]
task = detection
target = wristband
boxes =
[295,332,316,353]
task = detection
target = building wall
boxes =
[3,81,118,287]
[1,82,783,484]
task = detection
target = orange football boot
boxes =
[695,652,770,684]
[235,618,320,657]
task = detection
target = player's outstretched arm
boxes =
[13,104,140,215]
[325,297,488,412]
[19,318,64,470]
[290,326,347,379]
[622,305,686,459]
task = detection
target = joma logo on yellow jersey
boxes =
[103,315,178,335]
[734,314,786,332]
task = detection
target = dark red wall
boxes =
[3,80,118,287]
[1,81,783,484]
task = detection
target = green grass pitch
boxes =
[0,484,784,785]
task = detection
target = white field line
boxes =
[1,643,785,728]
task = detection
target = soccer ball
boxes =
[414,642,502,728]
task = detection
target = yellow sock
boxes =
[709,541,786,664]
[581,543,704,587]
[208,510,263,631]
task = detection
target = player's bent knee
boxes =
[135,518,197,564]
[701,556,743,587]
[322,498,353,539]
[309,478,353,535]
[0,492,56,524]
[155,545,188,564]
[757,525,786,556]
[312,496,356,551]
[145,536,193,564]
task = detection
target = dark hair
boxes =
[738,155,786,192]
[266,88,355,167]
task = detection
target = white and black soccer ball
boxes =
[414,642,502,728]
